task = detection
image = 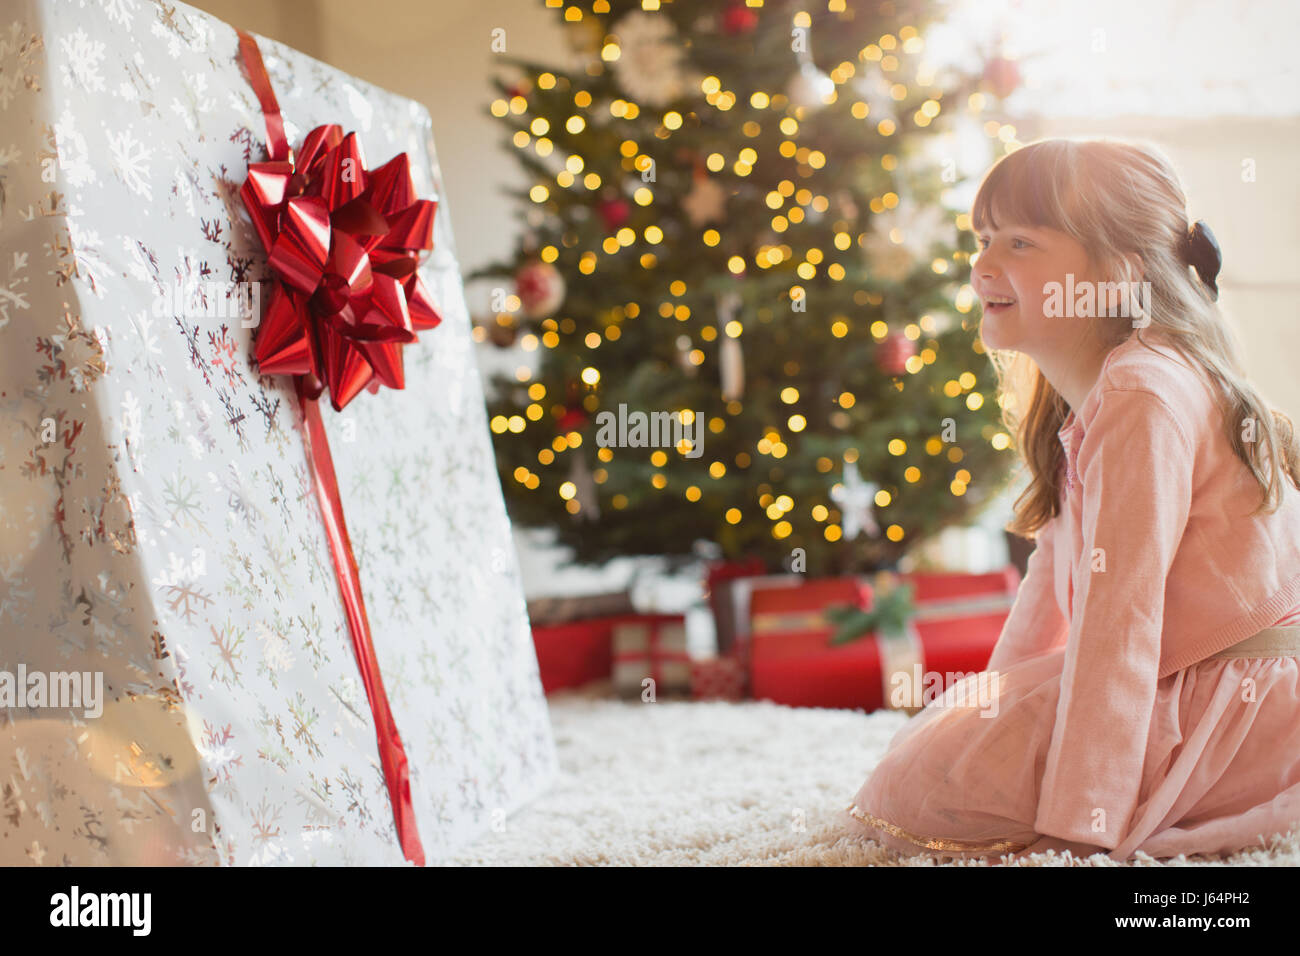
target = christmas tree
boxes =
[477,0,1020,576]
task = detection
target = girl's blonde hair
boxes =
[971,137,1300,538]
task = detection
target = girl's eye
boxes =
[977,236,1032,250]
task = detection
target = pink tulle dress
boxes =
[844,606,1300,862]
[845,333,1300,862]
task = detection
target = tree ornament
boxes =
[486,317,518,349]
[830,462,881,540]
[567,450,601,521]
[556,380,589,432]
[721,2,759,35]
[563,16,605,57]
[598,195,631,232]
[875,330,917,376]
[834,189,859,222]
[787,61,835,112]
[982,56,1021,99]
[515,259,566,319]
[717,291,745,401]
[853,67,896,123]
[682,169,728,227]
[610,11,690,108]
[676,334,699,377]
[785,14,834,114]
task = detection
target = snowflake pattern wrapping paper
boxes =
[0,0,557,865]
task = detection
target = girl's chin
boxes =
[979,314,1025,352]
[979,321,1009,352]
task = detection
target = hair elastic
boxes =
[1185,220,1222,300]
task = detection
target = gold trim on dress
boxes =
[846,803,1031,854]
[1208,625,1300,660]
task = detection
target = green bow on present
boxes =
[826,575,917,646]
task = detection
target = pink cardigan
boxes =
[985,329,1300,846]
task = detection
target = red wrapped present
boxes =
[710,572,805,659]
[612,614,691,699]
[690,651,747,701]
[749,568,1020,712]
[531,614,632,694]
[748,577,873,652]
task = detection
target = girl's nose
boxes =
[975,249,1001,280]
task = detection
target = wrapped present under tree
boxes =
[611,615,691,699]
[748,570,1019,712]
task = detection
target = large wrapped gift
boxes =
[749,570,1019,712]
[0,0,556,865]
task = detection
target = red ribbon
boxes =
[236,28,430,865]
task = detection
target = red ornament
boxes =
[598,196,631,232]
[556,381,589,431]
[722,2,759,34]
[240,126,443,412]
[486,318,519,348]
[515,259,566,318]
[556,406,589,432]
[982,56,1022,99]
[876,331,917,376]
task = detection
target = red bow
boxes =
[240,125,443,410]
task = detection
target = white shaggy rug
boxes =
[443,682,1300,866]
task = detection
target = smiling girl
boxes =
[843,138,1300,862]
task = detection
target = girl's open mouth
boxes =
[983,297,1017,313]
